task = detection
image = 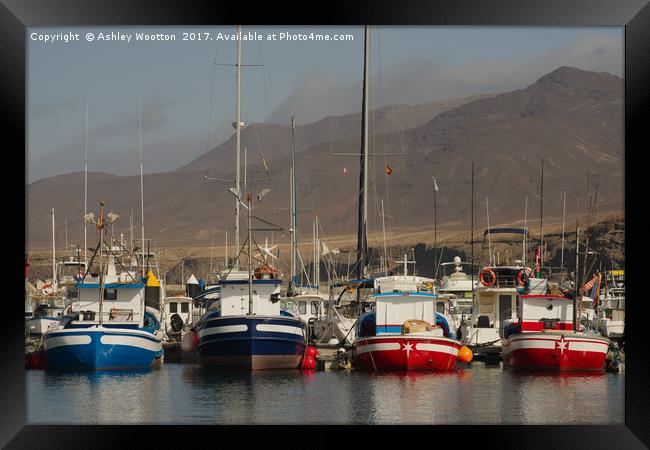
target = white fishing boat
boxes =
[457,227,550,361]
[595,270,625,341]
[437,256,480,330]
[351,254,469,371]
[42,203,164,370]
[162,295,195,339]
[26,303,64,336]
[501,293,610,371]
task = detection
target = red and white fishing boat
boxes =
[351,255,471,371]
[501,294,610,371]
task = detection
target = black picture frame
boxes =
[3,0,648,447]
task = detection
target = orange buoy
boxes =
[181,329,199,352]
[457,346,473,364]
[306,346,318,358]
[302,356,316,370]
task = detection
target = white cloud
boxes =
[269,33,623,122]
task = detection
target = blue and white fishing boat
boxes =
[192,267,307,370]
[42,202,163,370]
[186,26,306,370]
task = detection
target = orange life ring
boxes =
[517,270,529,287]
[479,267,496,287]
[254,265,279,279]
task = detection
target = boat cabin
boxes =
[357,291,452,339]
[503,294,574,338]
[438,257,479,302]
[215,269,282,317]
[283,294,327,323]
[56,258,87,287]
[374,292,438,335]
[163,295,194,332]
[473,287,518,329]
[71,256,146,326]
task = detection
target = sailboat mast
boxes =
[471,161,475,304]
[381,199,387,275]
[234,25,242,270]
[289,167,294,291]
[315,215,320,292]
[98,202,105,325]
[356,25,370,280]
[486,196,492,266]
[52,208,56,289]
[523,196,528,266]
[139,101,145,281]
[539,158,544,271]
[573,226,580,331]
[291,115,298,288]
[560,190,566,279]
[84,100,88,266]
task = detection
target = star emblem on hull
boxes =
[555,335,568,354]
[402,342,413,358]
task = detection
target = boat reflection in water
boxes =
[27,363,622,425]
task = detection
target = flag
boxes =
[343,167,349,175]
[385,165,393,176]
[432,176,439,192]
[583,273,599,292]
[534,246,541,277]
[321,241,330,256]
[592,272,602,312]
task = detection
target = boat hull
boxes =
[197,315,307,370]
[352,335,461,371]
[26,317,60,335]
[43,326,163,370]
[502,332,609,371]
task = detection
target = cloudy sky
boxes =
[27,26,623,182]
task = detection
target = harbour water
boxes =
[27,362,624,425]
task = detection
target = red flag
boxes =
[385,165,393,176]
[583,273,598,291]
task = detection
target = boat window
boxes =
[311,301,319,315]
[181,302,189,313]
[169,302,178,313]
[298,301,307,315]
[436,302,446,313]
[104,289,117,300]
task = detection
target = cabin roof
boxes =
[77,282,145,289]
[219,279,282,285]
[520,294,570,300]
[374,292,438,299]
